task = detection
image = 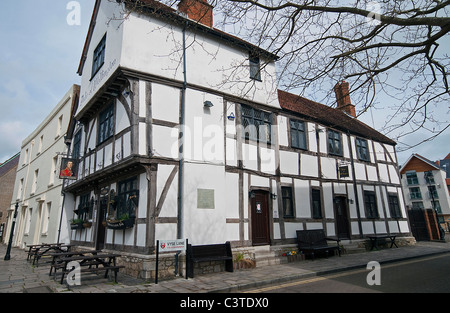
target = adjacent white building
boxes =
[400,153,450,235]
[64,0,411,278]
[4,85,80,248]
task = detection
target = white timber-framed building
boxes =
[64,0,412,279]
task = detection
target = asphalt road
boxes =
[242,253,450,293]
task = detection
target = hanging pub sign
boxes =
[59,157,78,180]
[339,165,350,178]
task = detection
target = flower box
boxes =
[70,222,84,230]
[106,218,135,230]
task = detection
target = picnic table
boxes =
[48,250,102,277]
[58,253,124,284]
[26,243,73,266]
[367,234,398,250]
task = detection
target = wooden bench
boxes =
[367,234,398,251]
[26,243,73,266]
[27,243,62,261]
[296,229,341,260]
[48,250,102,277]
[58,254,124,285]
[186,242,233,278]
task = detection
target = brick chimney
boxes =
[334,81,356,118]
[178,0,213,27]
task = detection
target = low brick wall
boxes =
[117,252,185,281]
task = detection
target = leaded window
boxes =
[356,138,369,161]
[290,119,307,150]
[282,187,294,218]
[364,191,379,218]
[98,104,114,144]
[388,194,402,218]
[241,104,272,143]
[116,177,139,220]
[92,34,106,77]
[328,130,342,156]
[312,189,323,219]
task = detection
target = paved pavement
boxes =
[1,241,450,293]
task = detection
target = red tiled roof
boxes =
[277,90,396,145]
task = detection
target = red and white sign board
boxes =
[158,239,186,253]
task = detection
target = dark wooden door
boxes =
[251,190,270,246]
[408,209,429,241]
[334,196,350,239]
[96,198,107,250]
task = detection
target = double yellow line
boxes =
[242,254,448,293]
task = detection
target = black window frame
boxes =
[249,54,262,81]
[311,188,323,219]
[92,34,106,78]
[328,129,343,156]
[241,104,272,143]
[363,190,379,219]
[356,137,370,161]
[388,194,402,219]
[281,186,294,218]
[406,171,419,185]
[409,187,422,200]
[290,119,307,150]
[116,176,139,220]
[424,171,435,184]
[97,103,114,145]
[72,130,82,160]
[76,193,93,221]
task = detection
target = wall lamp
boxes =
[270,193,277,200]
[204,100,214,108]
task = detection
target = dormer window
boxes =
[249,53,261,81]
[92,34,106,78]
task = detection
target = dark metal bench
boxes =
[186,242,233,278]
[296,229,341,260]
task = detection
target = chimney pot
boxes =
[334,80,356,118]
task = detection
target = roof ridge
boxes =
[277,89,396,145]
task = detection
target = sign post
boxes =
[155,239,187,284]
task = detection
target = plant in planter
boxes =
[106,213,135,230]
[83,220,92,228]
[282,250,303,262]
[70,218,84,230]
[233,252,256,270]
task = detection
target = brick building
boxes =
[0,153,20,241]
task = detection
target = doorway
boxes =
[251,190,270,246]
[334,196,350,239]
[96,197,107,250]
[407,209,430,241]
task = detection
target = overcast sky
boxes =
[0,0,448,167]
